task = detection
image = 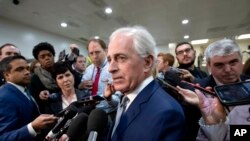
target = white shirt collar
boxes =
[7,81,26,94]
[125,76,154,110]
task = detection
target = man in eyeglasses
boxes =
[174,42,208,141]
[175,42,207,82]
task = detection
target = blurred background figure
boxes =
[29,60,41,74]
[72,54,86,89]
[156,52,175,79]
[0,43,20,86]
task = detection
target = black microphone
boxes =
[66,113,89,141]
[45,105,78,140]
[87,108,108,141]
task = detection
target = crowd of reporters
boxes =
[0,25,250,141]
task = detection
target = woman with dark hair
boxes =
[41,61,90,115]
[29,42,60,113]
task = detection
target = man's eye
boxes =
[214,64,223,68]
[116,55,127,62]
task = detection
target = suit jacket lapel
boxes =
[113,80,159,139]
[4,83,40,117]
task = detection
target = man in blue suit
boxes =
[105,26,186,141]
[0,55,57,141]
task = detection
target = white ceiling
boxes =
[0,0,250,46]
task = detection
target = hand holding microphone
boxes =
[45,104,78,141]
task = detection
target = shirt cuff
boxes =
[198,117,229,141]
[28,123,37,137]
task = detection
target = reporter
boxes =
[177,39,250,141]
[43,61,89,115]
[0,55,57,141]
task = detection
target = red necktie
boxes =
[91,67,101,96]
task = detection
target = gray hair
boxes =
[109,26,157,69]
[205,39,242,63]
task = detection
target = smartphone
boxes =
[214,81,250,106]
[58,49,66,61]
[72,48,80,56]
[181,80,216,96]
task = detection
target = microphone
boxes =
[55,100,95,117]
[66,113,89,141]
[87,108,108,141]
[45,105,78,140]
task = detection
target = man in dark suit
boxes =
[105,26,186,141]
[0,55,57,141]
[177,39,250,141]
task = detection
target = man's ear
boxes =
[206,62,211,72]
[144,55,154,72]
[3,72,9,81]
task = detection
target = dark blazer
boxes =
[197,75,250,88]
[0,83,40,141]
[29,74,61,114]
[44,89,89,115]
[111,80,186,141]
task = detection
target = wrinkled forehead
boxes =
[108,35,134,55]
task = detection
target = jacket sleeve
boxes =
[196,117,229,141]
[0,97,35,141]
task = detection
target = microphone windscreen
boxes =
[87,108,108,134]
[64,104,78,119]
[66,113,88,141]
[77,105,95,115]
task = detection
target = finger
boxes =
[195,89,206,107]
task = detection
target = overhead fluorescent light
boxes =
[182,19,189,24]
[184,35,189,39]
[94,36,100,39]
[60,22,67,28]
[105,7,112,14]
[191,39,209,45]
[236,34,250,40]
[168,43,176,49]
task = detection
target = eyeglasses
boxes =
[176,48,193,55]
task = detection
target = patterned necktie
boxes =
[112,96,129,136]
[91,67,101,96]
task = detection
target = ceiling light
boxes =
[168,43,176,49]
[94,36,100,39]
[184,35,189,39]
[191,39,209,45]
[105,7,112,14]
[182,19,189,24]
[236,34,250,40]
[60,22,67,28]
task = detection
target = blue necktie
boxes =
[112,96,129,136]
[24,88,33,101]
[25,88,40,113]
